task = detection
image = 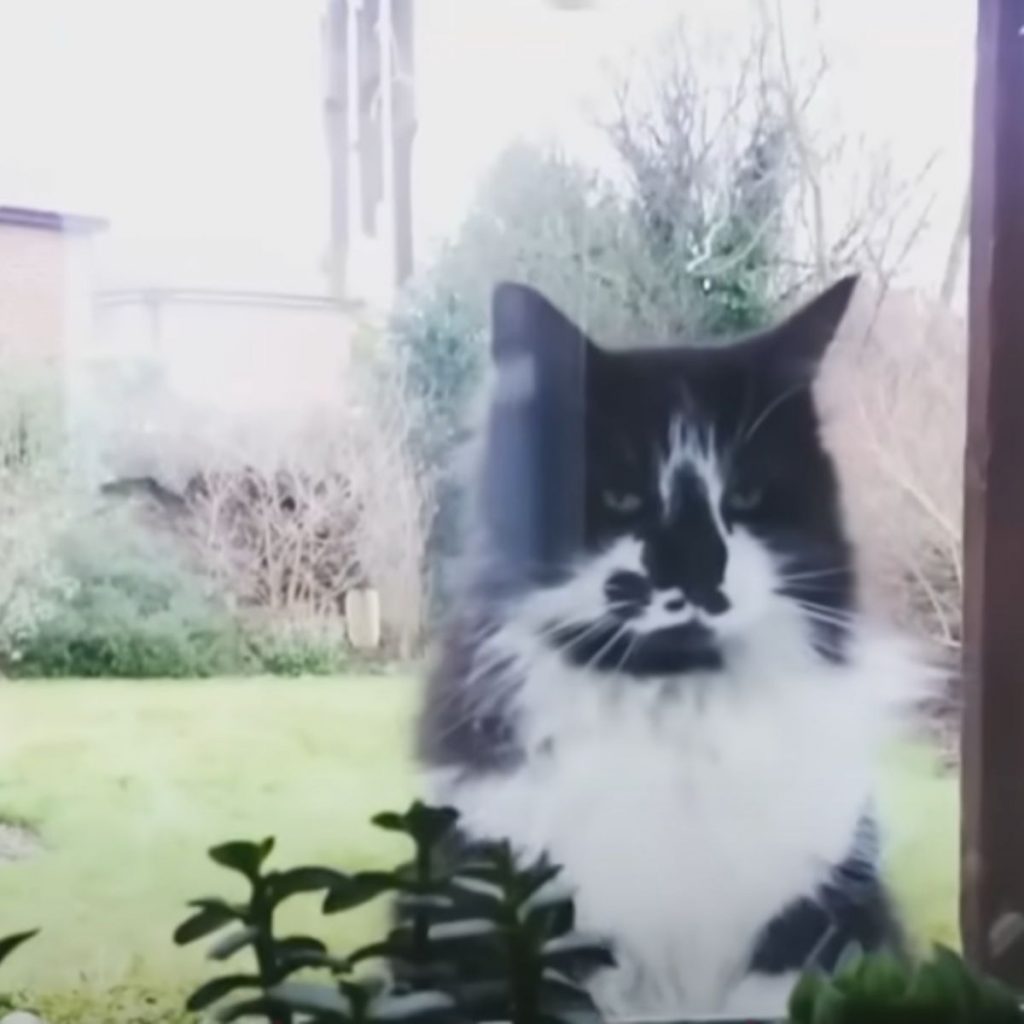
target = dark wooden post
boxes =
[391,0,415,286]
[324,0,350,299]
[357,0,383,237]
[961,0,1024,982]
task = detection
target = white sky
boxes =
[0,0,974,298]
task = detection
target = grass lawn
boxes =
[0,676,958,1016]
[0,676,418,1011]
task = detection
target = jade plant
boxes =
[0,930,38,1014]
[177,803,1024,1024]
[173,836,356,1022]
[175,802,611,1024]
[0,930,37,973]
[330,803,462,990]
[788,945,1024,1024]
[429,840,612,1024]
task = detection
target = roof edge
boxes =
[0,205,108,234]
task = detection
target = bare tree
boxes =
[604,6,937,334]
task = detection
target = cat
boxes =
[416,278,923,1020]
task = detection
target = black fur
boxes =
[417,278,902,999]
[749,816,906,974]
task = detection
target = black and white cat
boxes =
[417,279,923,1020]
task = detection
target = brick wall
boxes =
[0,220,68,364]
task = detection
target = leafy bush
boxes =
[244,616,350,677]
[9,507,254,679]
[0,360,75,667]
[789,946,1022,1024]
[6,503,365,680]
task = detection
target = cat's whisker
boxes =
[580,619,633,675]
[736,379,810,452]
[795,606,859,632]
[614,628,643,675]
[795,603,855,623]
[778,566,853,583]
[537,601,641,646]
[794,599,860,622]
[537,608,629,648]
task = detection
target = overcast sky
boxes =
[0,0,973,297]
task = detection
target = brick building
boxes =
[0,205,105,366]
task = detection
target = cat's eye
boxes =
[724,484,764,515]
[602,490,642,515]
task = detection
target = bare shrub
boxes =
[104,330,429,659]
[820,283,965,664]
[603,6,937,328]
[342,346,431,655]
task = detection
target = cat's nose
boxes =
[687,586,731,615]
[643,476,728,610]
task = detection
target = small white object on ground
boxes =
[0,822,42,862]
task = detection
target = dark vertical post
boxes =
[357,0,383,237]
[961,0,1024,982]
[324,0,350,299]
[391,0,415,285]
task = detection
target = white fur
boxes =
[659,418,725,531]
[429,613,921,1019]
[426,440,927,1020]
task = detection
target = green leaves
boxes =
[270,981,351,1017]
[174,901,243,945]
[210,838,275,882]
[271,866,351,903]
[176,803,613,1024]
[186,974,261,1012]
[372,803,459,852]
[786,945,1024,1024]
[424,842,609,1024]
[176,834,356,1024]
[209,927,259,962]
[264,978,458,1024]
[0,929,38,969]
[322,872,394,914]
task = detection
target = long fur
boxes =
[416,280,927,1019]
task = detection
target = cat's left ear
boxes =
[491,282,593,366]
[485,283,590,570]
[762,275,858,379]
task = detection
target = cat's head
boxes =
[476,278,858,677]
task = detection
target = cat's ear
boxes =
[484,282,589,571]
[491,282,593,365]
[762,275,858,379]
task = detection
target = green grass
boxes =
[0,677,418,1004]
[0,677,959,1017]
[881,740,961,951]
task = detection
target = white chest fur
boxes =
[428,620,915,1019]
